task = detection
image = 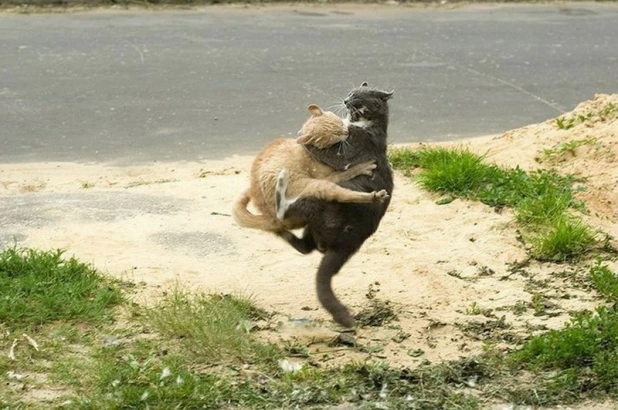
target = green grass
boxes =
[76,289,486,409]
[529,217,598,262]
[389,147,578,209]
[600,102,618,120]
[509,305,618,399]
[0,247,124,406]
[540,137,598,161]
[514,185,576,225]
[589,259,618,301]
[3,247,618,408]
[389,147,489,196]
[389,146,596,261]
[555,113,592,130]
[81,349,239,409]
[78,348,485,409]
[504,262,618,404]
[553,100,617,131]
[143,287,278,364]
[0,247,123,327]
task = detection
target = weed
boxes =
[478,167,579,210]
[406,147,490,197]
[435,195,455,205]
[466,302,482,315]
[80,344,486,409]
[530,293,553,316]
[512,300,529,316]
[589,259,618,301]
[392,331,411,343]
[541,137,598,161]
[476,266,495,277]
[81,350,241,409]
[355,282,398,327]
[556,116,576,130]
[388,147,423,170]
[447,269,466,280]
[555,113,591,130]
[599,102,618,120]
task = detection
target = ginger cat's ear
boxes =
[307,104,323,116]
[296,134,311,145]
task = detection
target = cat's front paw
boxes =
[358,160,377,176]
[372,189,389,203]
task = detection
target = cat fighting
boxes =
[234,83,394,328]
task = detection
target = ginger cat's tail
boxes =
[232,188,281,232]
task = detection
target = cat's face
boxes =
[344,82,393,123]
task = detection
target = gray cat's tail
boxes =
[232,188,282,232]
[316,249,356,328]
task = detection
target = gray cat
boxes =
[276,83,394,328]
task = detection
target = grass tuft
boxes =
[0,247,123,326]
[144,287,278,364]
[529,217,597,261]
[514,186,575,225]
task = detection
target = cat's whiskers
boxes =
[326,102,342,111]
[337,138,352,157]
[328,100,348,118]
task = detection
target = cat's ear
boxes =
[307,104,324,116]
[360,82,368,87]
[296,134,311,145]
[378,90,394,101]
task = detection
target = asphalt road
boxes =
[1,3,617,164]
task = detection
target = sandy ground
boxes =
[1,94,617,373]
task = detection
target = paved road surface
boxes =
[1,4,617,163]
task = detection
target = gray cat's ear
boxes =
[379,90,394,101]
[307,104,323,116]
[360,82,369,87]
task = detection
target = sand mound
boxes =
[469,93,617,226]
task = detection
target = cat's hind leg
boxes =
[299,180,389,204]
[278,227,317,255]
[276,168,296,220]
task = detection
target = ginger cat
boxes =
[232,104,388,234]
